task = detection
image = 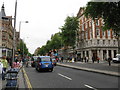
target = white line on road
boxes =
[58,73,72,80]
[85,84,97,90]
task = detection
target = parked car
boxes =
[35,56,54,72]
[31,56,38,67]
[51,58,57,66]
[112,54,120,63]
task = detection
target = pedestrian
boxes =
[1,56,8,80]
[97,56,100,63]
[86,56,89,62]
[92,56,95,63]
[0,59,3,74]
[9,57,12,67]
[108,56,112,66]
[84,57,86,63]
[0,59,3,79]
[61,57,63,62]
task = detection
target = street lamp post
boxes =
[18,21,28,57]
[19,21,29,40]
[12,0,17,64]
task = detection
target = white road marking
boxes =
[85,84,97,90]
[58,73,72,80]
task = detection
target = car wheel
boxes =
[36,66,39,71]
[50,68,53,72]
[113,60,116,63]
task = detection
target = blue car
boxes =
[35,56,54,72]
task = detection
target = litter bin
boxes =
[4,68,19,90]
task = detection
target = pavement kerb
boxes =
[57,63,120,77]
[22,67,32,89]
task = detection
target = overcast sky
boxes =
[0,0,90,54]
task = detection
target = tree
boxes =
[60,16,79,49]
[17,39,29,56]
[84,2,120,53]
[37,32,63,55]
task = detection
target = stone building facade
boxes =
[0,4,14,57]
[76,8,118,61]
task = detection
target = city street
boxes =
[0,1,120,90]
[24,65,119,89]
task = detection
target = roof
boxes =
[0,3,6,20]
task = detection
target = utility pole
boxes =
[12,0,17,64]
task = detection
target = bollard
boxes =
[4,68,19,90]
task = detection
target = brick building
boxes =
[0,4,14,57]
[76,7,118,61]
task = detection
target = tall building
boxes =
[76,7,118,61]
[0,4,14,57]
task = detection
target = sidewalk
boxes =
[18,68,26,88]
[1,67,26,89]
[57,60,120,77]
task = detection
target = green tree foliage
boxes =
[60,16,79,48]
[85,2,120,33]
[17,39,29,56]
[84,1,120,53]
[37,32,63,55]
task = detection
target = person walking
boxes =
[97,56,100,63]
[86,56,89,62]
[108,56,112,66]
[92,56,95,63]
[0,60,3,74]
[84,57,86,63]
[61,57,63,62]
[1,56,8,80]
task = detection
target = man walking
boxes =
[108,56,112,66]
[92,56,95,63]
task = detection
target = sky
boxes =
[0,0,90,54]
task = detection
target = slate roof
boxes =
[0,3,6,20]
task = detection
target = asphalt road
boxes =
[24,66,119,89]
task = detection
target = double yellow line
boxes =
[22,68,32,90]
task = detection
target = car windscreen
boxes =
[41,57,51,62]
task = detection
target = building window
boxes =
[103,40,105,45]
[102,31,105,36]
[97,40,99,44]
[90,29,92,39]
[86,41,88,46]
[86,31,88,39]
[102,19,105,26]
[82,24,84,31]
[96,29,100,36]
[108,40,110,44]
[96,19,99,26]
[91,40,92,44]
[2,44,5,46]
[83,18,84,23]
[89,21,91,27]
[113,40,116,45]
[108,30,111,37]
[85,23,88,29]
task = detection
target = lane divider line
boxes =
[22,68,32,89]
[85,84,97,90]
[58,73,72,80]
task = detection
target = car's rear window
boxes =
[41,57,51,62]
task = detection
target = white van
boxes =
[112,54,120,63]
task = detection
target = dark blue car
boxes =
[35,56,54,72]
